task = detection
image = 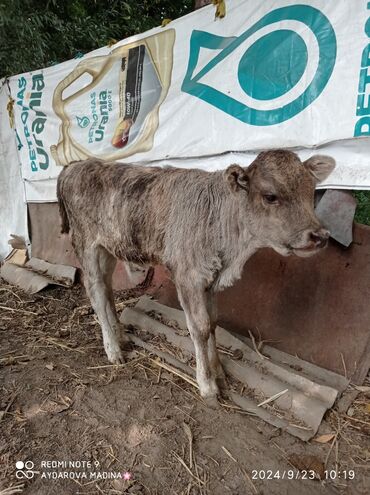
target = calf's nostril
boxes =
[310,232,320,243]
[310,231,329,247]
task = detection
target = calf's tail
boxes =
[56,173,70,234]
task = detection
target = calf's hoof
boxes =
[203,395,219,409]
[199,380,220,408]
[105,345,124,364]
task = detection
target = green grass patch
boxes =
[353,190,370,225]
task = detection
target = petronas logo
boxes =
[76,116,90,128]
[182,5,337,126]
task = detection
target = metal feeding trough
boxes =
[120,296,349,441]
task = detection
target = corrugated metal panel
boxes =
[121,297,349,440]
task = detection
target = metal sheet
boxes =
[152,224,370,384]
[28,203,79,267]
[315,190,357,246]
[27,203,370,383]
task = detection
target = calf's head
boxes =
[225,150,336,257]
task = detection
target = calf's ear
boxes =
[225,164,249,192]
[304,155,336,184]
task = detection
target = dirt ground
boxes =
[0,280,369,495]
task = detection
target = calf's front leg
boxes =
[176,284,219,405]
[206,293,225,382]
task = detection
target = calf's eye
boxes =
[263,194,279,205]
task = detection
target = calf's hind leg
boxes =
[82,244,124,364]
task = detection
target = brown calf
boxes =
[57,150,335,404]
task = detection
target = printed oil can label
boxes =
[51,30,175,165]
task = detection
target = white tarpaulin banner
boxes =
[4,0,370,202]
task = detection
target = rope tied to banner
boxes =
[212,0,226,19]
[3,78,15,129]
[7,97,15,129]
[161,19,172,27]
[5,77,15,129]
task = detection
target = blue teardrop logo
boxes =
[77,116,90,128]
[182,5,337,126]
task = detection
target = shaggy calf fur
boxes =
[57,150,335,403]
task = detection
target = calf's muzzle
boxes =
[310,228,330,249]
[291,227,330,255]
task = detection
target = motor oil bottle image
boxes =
[50,29,175,165]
